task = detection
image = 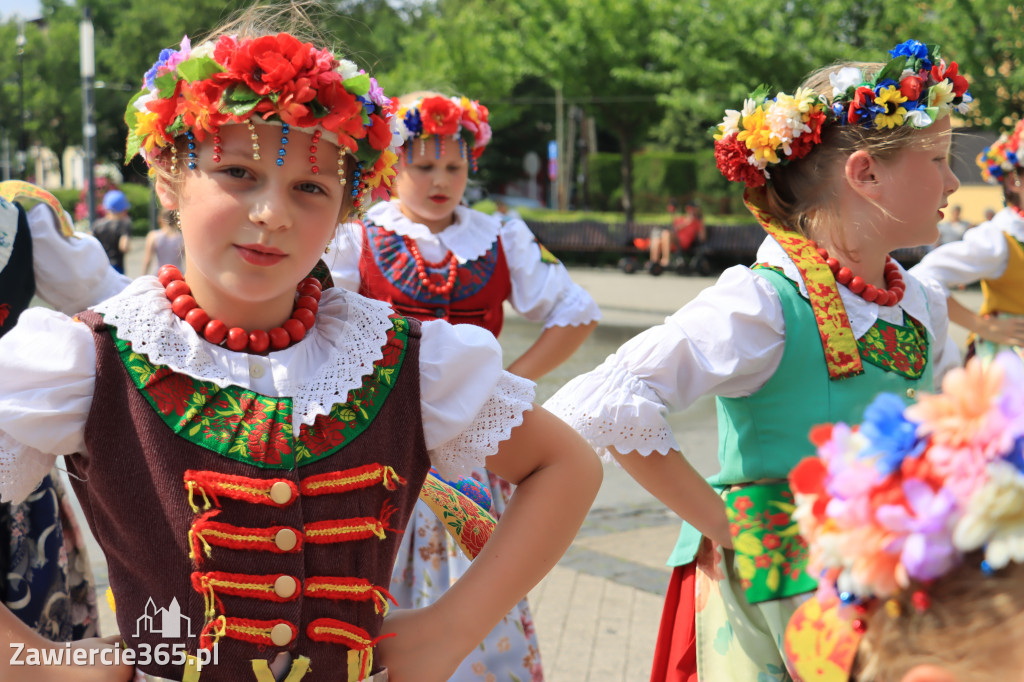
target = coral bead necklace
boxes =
[403,235,459,296]
[158,265,321,353]
[809,241,905,307]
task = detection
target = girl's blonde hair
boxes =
[763,62,928,243]
[150,1,358,221]
[851,556,1024,681]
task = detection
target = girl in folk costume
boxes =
[325,92,600,681]
[0,8,601,682]
[784,352,1024,682]
[545,40,969,681]
[0,182,130,667]
[911,119,1024,362]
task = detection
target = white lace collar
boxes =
[365,201,500,262]
[92,277,397,433]
[757,237,937,340]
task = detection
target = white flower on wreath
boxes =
[953,460,1024,569]
[338,59,360,81]
[929,80,955,115]
[829,67,864,97]
[718,109,742,138]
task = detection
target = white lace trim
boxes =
[0,430,58,505]
[543,361,679,462]
[92,278,396,430]
[542,281,603,329]
[430,372,536,479]
[366,201,499,261]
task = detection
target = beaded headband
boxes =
[715,40,973,188]
[124,34,402,211]
[783,351,1024,681]
[394,95,491,171]
[976,119,1024,184]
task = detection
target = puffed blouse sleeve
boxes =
[418,319,536,479]
[0,308,96,504]
[542,266,786,461]
[909,221,1009,297]
[324,221,364,292]
[29,203,131,314]
[500,218,601,328]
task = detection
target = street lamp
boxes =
[80,7,96,230]
[15,22,26,179]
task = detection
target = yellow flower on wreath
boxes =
[874,85,909,129]
[736,106,779,166]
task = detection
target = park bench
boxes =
[526,219,930,272]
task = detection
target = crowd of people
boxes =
[0,6,1022,682]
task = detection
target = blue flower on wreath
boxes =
[889,40,933,71]
[858,393,926,475]
[403,109,423,137]
[144,48,178,89]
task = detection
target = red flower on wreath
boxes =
[714,134,765,188]
[931,61,969,97]
[847,86,877,125]
[367,114,392,152]
[316,79,367,149]
[216,33,314,97]
[180,80,230,139]
[419,96,461,136]
[787,109,826,160]
[459,517,491,557]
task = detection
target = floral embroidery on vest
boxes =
[111,315,409,469]
[754,264,928,379]
[364,218,499,303]
[858,315,929,379]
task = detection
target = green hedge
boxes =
[586,150,744,215]
[50,183,156,236]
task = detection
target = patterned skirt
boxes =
[391,469,543,681]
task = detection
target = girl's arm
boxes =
[0,605,133,682]
[610,446,730,548]
[947,295,1024,346]
[379,406,601,681]
[505,321,596,380]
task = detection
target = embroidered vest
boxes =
[667,268,934,566]
[69,311,428,681]
[358,219,512,337]
[980,232,1024,316]
[0,201,35,338]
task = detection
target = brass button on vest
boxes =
[270,623,293,646]
[906,387,917,399]
[275,528,298,552]
[269,481,293,505]
[274,575,298,599]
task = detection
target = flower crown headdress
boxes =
[124,34,402,210]
[715,40,973,188]
[394,95,491,171]
[976,119,1024,184]
[782,352,1024,681]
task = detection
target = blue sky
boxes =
[0,0,43,21]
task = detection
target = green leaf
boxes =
[733,532,764,556]
[735,554,756,580]
[765,566,780,593]
[175,56,223,83]
[154,72,178,99]
[343,73,371,96]
[337,408,356,422]
[227,83,260,103]
[876,56,908,85]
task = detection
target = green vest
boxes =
[667,268,935,566]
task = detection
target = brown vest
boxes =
[69,311,428,681]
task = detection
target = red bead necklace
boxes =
[158,264,322,354]
[403,235,459,296]
[1009,204,1024,220]
[809,241,905,307]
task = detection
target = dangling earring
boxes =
[324,242,331,254]
[171,210,181,230]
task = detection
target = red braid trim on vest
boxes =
[300,463,406,496]
[303,577,397,615]
[303,502,402,544]
[184,470,298,511]
[188,510,304,564]
[307,618,395,679]
[199,616,296,651]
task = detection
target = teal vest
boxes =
[667,268,934,566]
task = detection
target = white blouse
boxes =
[0,279,535,505]
[543,236,958,461]
[325,201,601,329]
[1,202,130,315]
[910,207,1024,296]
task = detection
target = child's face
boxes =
[873,117,959,249]
[157,123,344,314]
[395,137,470,232]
